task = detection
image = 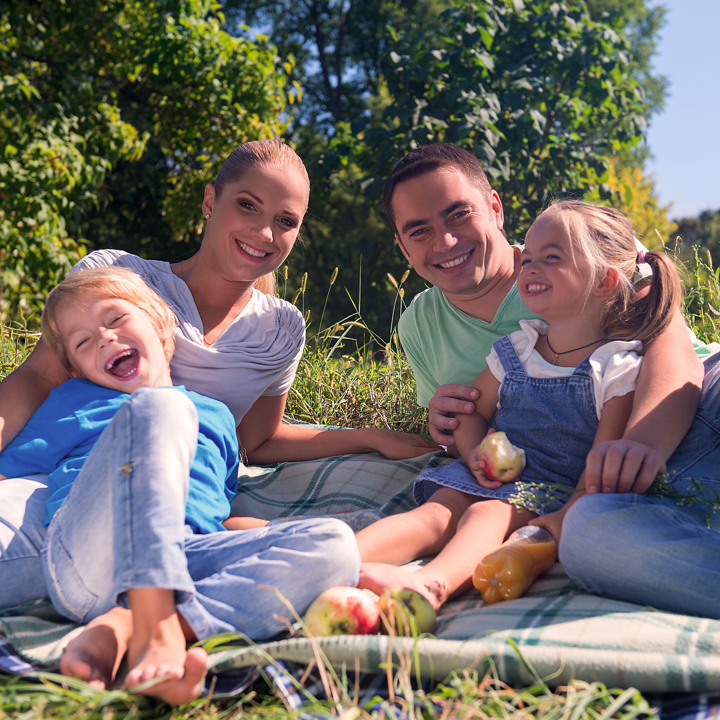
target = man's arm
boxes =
[583,312,702,493]
[0,339,70,453]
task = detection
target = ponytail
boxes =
[601,251,684,344]
[253,272,276,296]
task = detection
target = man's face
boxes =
[57,295,172,394]
[391,166,507,298]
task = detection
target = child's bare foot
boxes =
[358,562,446,611]
[60,607,133,689]
[125,596,206,705]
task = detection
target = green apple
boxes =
[378,588,436,636]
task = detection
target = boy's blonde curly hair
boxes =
[41,267,177,373]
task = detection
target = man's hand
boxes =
[427,384,479,445]
[584,439,665,495]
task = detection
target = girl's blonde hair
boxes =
[213,140,310,296]
[541,201,683,344]
[41,267,177,373]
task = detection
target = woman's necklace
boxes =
[545,335,605,365]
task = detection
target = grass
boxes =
[3,253,720,718]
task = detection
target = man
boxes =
[383,144,720,618]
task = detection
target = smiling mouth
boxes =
[526,283,550,293]
[105,349,139,378]
[237,240,268,258]
[437,251,471,269]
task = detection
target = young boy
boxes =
[0,267,360,703]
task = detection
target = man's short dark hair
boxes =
[383,144,494,234]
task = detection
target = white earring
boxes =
[205,214,210,219]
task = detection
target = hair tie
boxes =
[633,237,652,285]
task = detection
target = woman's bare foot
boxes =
[124,588,206,705]
[358,562,446,611]
[60,607,133,689]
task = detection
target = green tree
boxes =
[1,0,289,324]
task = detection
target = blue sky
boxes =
[646,0,720,220]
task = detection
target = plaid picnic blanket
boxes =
[2,449,720,698]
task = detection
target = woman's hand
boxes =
[529,510,565,545]
[427,384,479,445]
[584,439,665,495]
[366,429,442,460]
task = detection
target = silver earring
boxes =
[205,214,210,219]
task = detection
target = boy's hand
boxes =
[427,384,479,445]
[369,430,442,460]
[584,439,665,495]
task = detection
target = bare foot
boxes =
[60,607,133,689]
[358,562,446,611]
[125,611,207,705]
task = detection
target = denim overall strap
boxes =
[491,335,600,511]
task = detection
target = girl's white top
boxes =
[486,319,642,420]
[72,250,306,425]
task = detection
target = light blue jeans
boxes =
[40,387,361,640]
[559,353,720,619]
[0,475,49,608]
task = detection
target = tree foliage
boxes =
[1,0,289,324]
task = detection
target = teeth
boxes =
[439,252,470,269]
[238,241,268,258]
[105,349,136,376]
[527,283,549,293]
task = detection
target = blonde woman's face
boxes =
[202,165,309,283]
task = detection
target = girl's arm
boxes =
[0,339,70,453]
[531,391,635,542]
[453,367,502,487]
[583,311,702,494]
[238,393,440,464]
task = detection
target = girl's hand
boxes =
[529,511,564,544]
[427,384,479,445]
[368,429,442,460]
[468,446,504,490]
[584,439,665,495]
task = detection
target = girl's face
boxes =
[519,214,597,322]
[201,164,309,284]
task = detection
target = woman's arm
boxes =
[583,312,702,493]
[238,393,440,464]
[0,339,70,452]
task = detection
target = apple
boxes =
[475,431,526,483]
[378,588,437,636]
[303,586,381,636]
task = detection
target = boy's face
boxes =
[57,295,172,394]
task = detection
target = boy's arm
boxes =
[584,312,702,494]
[0,339,71,453]
[531,391,635,542]
[454,367,502,487]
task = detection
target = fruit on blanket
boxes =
[473,526,557,603]
[475,431,526,483]
[303,586,381,636]
[378,588,437,636]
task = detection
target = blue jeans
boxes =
[559,354,720,618]
[0,475,49,608]
[41,387,361,640]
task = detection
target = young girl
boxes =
[356,200,684,610]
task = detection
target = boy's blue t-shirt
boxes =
[0,379,239,534]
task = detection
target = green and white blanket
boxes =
[2,450,720,693]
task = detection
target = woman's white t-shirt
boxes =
[72,250,306,425]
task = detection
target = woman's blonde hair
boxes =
[41,267,177,373]
[540,200,683,344]
[213,140,310,296]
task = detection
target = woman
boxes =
[0,139,438,609]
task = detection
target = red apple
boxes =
[303,586,381,636]
[476,431,526,482]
